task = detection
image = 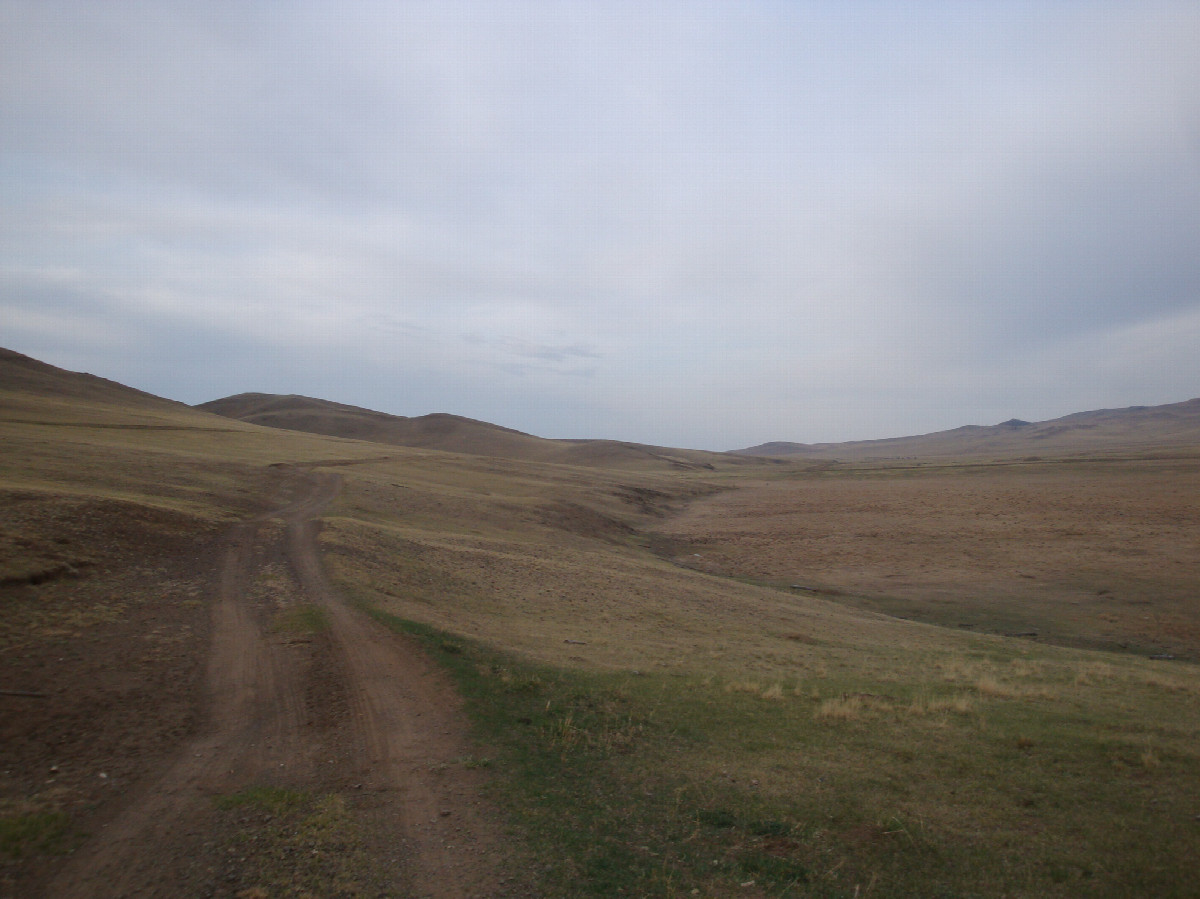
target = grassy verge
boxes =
[370,609,1200,898]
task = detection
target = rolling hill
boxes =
[0,347,238,432]
[4,343,1200,896]
[198,391,752,470]
[0,350,746,471]
[7,345,1198,465]
[734,397,1200,460]
[197,392,548,456]
[0,347,189,413]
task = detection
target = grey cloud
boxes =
[928,149,1200,353]
[3,2,1199,449]
[486,337,600,365]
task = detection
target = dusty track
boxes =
[49,466,503,898]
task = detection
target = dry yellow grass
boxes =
[815,695,863,720]
[5,353,1200,896]
[760,683,785,701]
[907,694,974,716]
[651,459,1200,659]
[975,675,1016,698]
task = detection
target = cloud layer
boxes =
[4,1,1199,449]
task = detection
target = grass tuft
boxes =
[213,785,309,814]
[726,680,763,694]
[0,809,71,859]
[210,788,385,895]
[815,695,862,721]
[976,675,1015,698]
[271,603,328,635]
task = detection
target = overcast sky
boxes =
[3,1,1199,450]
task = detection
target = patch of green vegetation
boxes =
[213,785,310,814]
[271,603,328,635]
[210,788,386,896]
[0,809,71,859]
[454,754,494,769]
[370,609,1200,898]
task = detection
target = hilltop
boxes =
[198,392,546,455]
[0,347,191,414]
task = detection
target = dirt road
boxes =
[48,465,505,897]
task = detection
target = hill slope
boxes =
[735,398,1200,460]
[198,392,549,457]
[0,347,232,430]
[199,392,751,470]
[0,347,186,411]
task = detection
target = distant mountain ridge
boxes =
[734,398,1200,460]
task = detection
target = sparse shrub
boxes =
[455,755,493,769]
[976,676,1015,698]
[493,666,543,693]
[726,680,763,694]
[929,694,973,715]
[815,695,862,721]
[544,711,582,756]
[908,693,973,716]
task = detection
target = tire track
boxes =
[50,465,502,898]
[281,469,503,897]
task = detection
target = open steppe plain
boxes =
[654,455,1200,661]
[2,353,1199,897]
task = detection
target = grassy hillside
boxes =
[3,349,1199,896]
[198,392,553,458]
[199,390,758,471]
[322,456,1200,897]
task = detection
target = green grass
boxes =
[213,785,310,814]
[371,609,1200,898]
[0,809,72,859]
[271,603,329,635]
[210,787,386,895]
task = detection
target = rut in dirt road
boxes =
[49,466,505,898]
[281,469,507,896]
